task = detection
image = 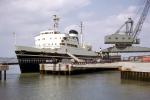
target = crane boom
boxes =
[133,0,150,39]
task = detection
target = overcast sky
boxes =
[0,0,150,57]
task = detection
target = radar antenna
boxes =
[53,15,59,31]
[80,22,83,46]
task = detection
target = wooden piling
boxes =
[4,71,6,80]
[0,64,8,80]
[53,64,56,74]
[68,65,72,75]
[58,64,61,75]
[0,71,1,80]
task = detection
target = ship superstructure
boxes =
[35,29,80,49]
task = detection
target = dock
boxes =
[39,62,120,75]
[0,64,9,80]
[120,62,150,81]
[0,56,150,82]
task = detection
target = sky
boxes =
[0,0,150,57]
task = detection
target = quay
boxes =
[1,57,150,82]
[39,61,150,82]
[120,62,150,81]
[39,62,121,75]
[0,64,9,80]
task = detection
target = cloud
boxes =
[78,12,97,20]
[0,0,91,57]
[1,0,150,57]
[0,0,91,29]
[0,0,91,16]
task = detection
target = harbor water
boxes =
[0,65,150,100]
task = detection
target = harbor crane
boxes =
[103,0,150,53]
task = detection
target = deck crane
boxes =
[104,0,150,49]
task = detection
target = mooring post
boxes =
[53,63,56,74]
[68,65,71,75]
[58,64,61,75]
[4,70,6,80]
[0,71,2,80]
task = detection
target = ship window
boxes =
[52,43,53,45]
[63,37,67,40]
[122,37,125,40]
[38,39,40,41]
[60,43,65,45]
[115,37,118,40]
[42,38,45,40]
[128,37,131,39]
[67,44,77,47]
[109,37,111,39]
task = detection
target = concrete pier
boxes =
[120,62,150,81]
[39,62,120,75]
[0,64,9,80]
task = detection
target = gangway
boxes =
[66,52,84,62]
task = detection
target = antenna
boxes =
[52,15,59,31]
[80,21,83,47]
[13,32,16,45]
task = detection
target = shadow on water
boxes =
[121,79,150,86]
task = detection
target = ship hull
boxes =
[19,63,39,73]
[15,46,121,73]
[15,49,98,73]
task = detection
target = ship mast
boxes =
[13,32,16,45]
[80,21,83,47]
[52,15,59,31]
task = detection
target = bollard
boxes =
[58,64,61,75]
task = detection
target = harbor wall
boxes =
[121,71,150,81]
[120,62,150,81]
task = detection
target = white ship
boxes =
[15,15,99,73]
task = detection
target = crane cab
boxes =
[105,33,140,48]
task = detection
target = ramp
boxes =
[66,52,84,62]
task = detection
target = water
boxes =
[0,66,150,100]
